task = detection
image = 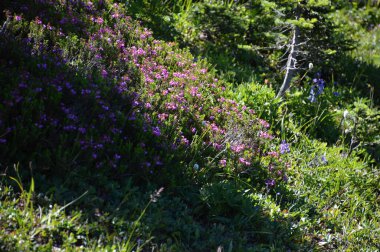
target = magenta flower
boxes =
[238,157,251,166]
[95,17,104,24]
[231,144,245,153]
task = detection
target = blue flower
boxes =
[321,154,328,165]
[317,80,325,95]
[309,75,326,102]
[279,140,290,154]
[308,86,317,103]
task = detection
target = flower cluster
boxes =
[0,0,288,186]
[308,74,326,103]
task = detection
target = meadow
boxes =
[0,0,379,251]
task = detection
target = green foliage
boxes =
[286,138,380,250]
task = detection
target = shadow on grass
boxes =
[333,55,380,103]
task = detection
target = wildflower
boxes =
[114,154,121,160]
[317,80,325,95]
[212,142,222,150]
[78,127,86,134]
[268,151,279,158]
[181,136,189,145]
[158,113,168,122]
[238,157,251,166]
[231,144,245,153]
[308,86,317,103]
[95,17,104,24]
[259,131,273,139]
[14,15,22,21]
[219,159,227,167]
[265,179,276,187]
[321,154,328,165]
[259,119,270,128]
[101,69,108,78]
[152,126,161,136]
[279,140,290,154]
[35,17,42,25]
[150,187,164,203]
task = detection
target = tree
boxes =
[247,0,354,98]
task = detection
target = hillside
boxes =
[0,1,379,251]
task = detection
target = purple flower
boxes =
[279,140,290,154]
[145,103,152,109]
[219,159,227,167]
[321,154,328,165]
[95,17,104,24]
[78,127,87,134]
[317,81,325,95]
[101,70,108,78]
[152,126,161,136]
[265,179,276,187]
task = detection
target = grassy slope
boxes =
[0,1,379,251]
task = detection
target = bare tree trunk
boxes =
[276,18,300,98]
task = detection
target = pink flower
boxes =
[95,17,104,24]
[231,144,245,153]
[158,113,168,121]
[259,131,273,139]
[166,102,177,110]
[238,157,251,166]
[189,86,198,97]
[181,136,189,145]
[219,159,227,167]
[259,119,270,128]
[267,151,279,158]
[169,80,179,86]
[35,17,42,25]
